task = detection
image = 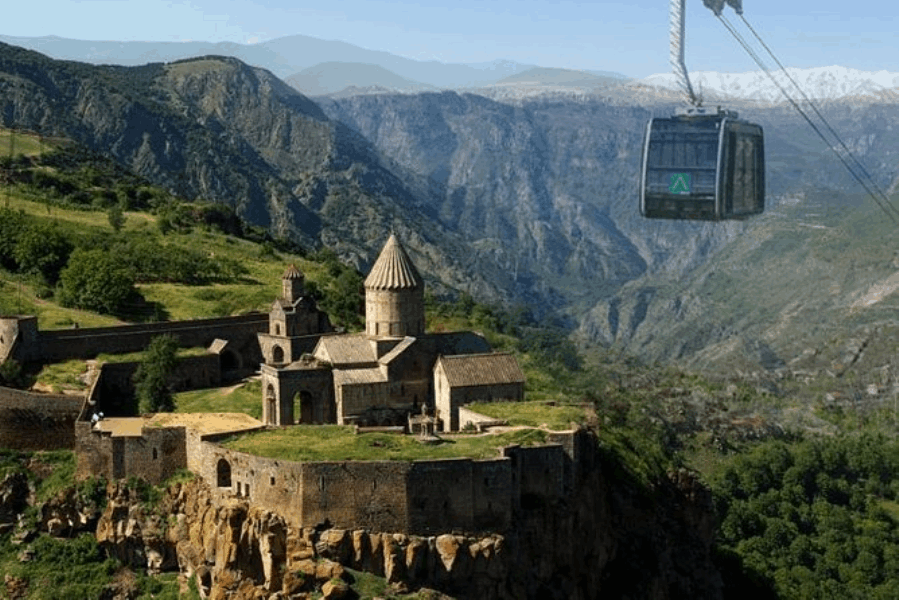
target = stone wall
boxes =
[302,461,411,531]
[5,314,267,365]
[181,433,565,535]
[75,421,188,483]
[0,385,84,449]
[406,458,513,534]
[0,316,38,363]
[437,383,523,432]
[92,354,222,416]
[503,443,568,510]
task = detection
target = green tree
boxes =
[13,222,72,284]
[57,249,135,314]
[133,334,179,414]
[0,208,26,269]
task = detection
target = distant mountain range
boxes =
[3,39,899,380]
[643,65,899,102]
[0,33,627,94]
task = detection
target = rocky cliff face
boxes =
[86,445,720,599]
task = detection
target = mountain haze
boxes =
[0,34,546,89]
[285,62,432,96]
[3,40,899,377]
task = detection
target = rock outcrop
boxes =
[88,439,722,600]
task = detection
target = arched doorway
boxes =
[220,348,241,372]
[216,458,232,489]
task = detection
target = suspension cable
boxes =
[737,13,899,220]
[715,13,899,223]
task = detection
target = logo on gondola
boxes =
[669,173,691,194]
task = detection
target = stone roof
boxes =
[283,264,303,280]
[334,367,388,386]
[379,336,417,365]
[436,353,525,387]
[364,235,423,291]
[314,334,378,367]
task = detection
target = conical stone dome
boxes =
[365,235,425,338]
[364,235,422,291]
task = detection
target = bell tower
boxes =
[282,264,304,304]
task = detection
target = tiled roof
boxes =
[364,235,423,290]
[437,353,525,387]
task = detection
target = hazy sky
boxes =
[3,0,895,77]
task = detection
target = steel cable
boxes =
[716,14,899,223]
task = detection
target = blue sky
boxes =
[3,0,895,77]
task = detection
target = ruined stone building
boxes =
[261,235,524,430]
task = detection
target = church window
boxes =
[275,324,281,336]
[152,448,158,460]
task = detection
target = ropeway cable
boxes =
[715,13,899,223]
[736,12,899,221]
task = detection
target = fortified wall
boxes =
[0,314,268,367]
[182,429,586,535]
[76,420,589,536]
[0,386,84,450]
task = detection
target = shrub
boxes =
[57,249,136,314]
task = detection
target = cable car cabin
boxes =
[640,109,765,221]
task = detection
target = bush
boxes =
[57,249,136,314]
[13,222,73,284]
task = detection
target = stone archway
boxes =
[272,345,285,364]
[216,458,232,489]
[220,348,241,372]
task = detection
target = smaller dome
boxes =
[283,264,303,280]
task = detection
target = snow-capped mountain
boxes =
[643,66,899,102]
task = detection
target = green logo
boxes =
[669,173,691,194]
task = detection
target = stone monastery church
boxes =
[260,234,525,432]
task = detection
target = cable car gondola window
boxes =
[641,114,764,221]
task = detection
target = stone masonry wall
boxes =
[26,314,267,364]
[0,385,84,449]
[181,434,555,535]
[75,422,187,484]
[93,354,221,416]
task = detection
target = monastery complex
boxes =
[0,236,582,536]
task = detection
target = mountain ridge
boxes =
[643,65,899,102]
[4,41,899,377]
